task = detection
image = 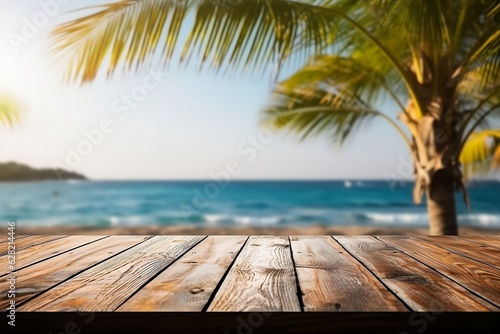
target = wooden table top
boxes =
[1,235,499,312]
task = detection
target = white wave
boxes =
[202,214,281,226]
[458,214,500,227]
[365,213,395,223]
[259,216,282,225]
[234,216,281,226]
[204,214,226,225]
[364,213,426,225]
[364,212,500,228]
[109,215,152,226]
[234,216,252,226]
[109,216,118,226]
[158,210,195,218]
[398,214,422,223]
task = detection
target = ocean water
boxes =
[0,180,499,229]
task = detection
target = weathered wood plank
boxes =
[467,235,500,240]
[0,235,106,275]
[460,236,500,248]
[378,236,500,307]
[335,236,497,311]
[207,236,300,312]
[0,235,30,244]
[417,236,500,269]
[0,236,148,309]
[291,236,407,311]
[118,236,248,311]
[19,236,205,311]
[0,235,68,256]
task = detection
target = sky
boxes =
[0,0,411,180]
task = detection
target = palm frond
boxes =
[0,95,21,128]
[487,1,500,18]
[464,29,500,88]
[402,0,451,52]
[458,66,500,101]
[262,63,389,144]
[280,54,406,110]
[457,85,500,139]
[493,141,500,167]
[52,0,336,83]
[460,129,500,177]
[457,0,500,91]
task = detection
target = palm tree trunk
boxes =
[426,168,458,235]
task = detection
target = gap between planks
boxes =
[117,236,248,311]
[19,236,206,311]
[0,236,151,309]
[207,236,301,312]
[377,236,500,308]
[334,236,498,311]
[0,236,108,275]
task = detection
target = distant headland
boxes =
[0,162,87,182]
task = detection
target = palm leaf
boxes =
[458,0,500,91]
[264,89,379,144]
[460,129,500,177]
[400,0,451,53]
[51,0,336,83]
[0,95,21,127]
[464,29,500,89]
[262,58,397,144]
[283,54,408,109]
[493,141,500,167]
[488,1,500,18]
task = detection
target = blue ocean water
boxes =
[0,180,499,228]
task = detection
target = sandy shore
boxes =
[16,224,500,235]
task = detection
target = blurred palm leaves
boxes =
[0,94,20,128]
[263,55,410,146]
[460,130,500,177]
[52,0,500,181]
[51,0,335,83]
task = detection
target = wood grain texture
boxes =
[19,236,205,311]
[0,235,106,275]
[3,235,498,312]
[460,236,500,248]
[335,236,498,311]
[118,236,248,311]
[0,235,68,256]
[291,236,406,311]
[207,236,300,311]
[0,236,148,309]
[417,236,500,269]
[378,236,500,308]
[0,235,30,244]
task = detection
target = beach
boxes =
[17,224,500,236]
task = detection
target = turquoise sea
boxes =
[1,180,499,228]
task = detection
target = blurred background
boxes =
[0,0,499,234]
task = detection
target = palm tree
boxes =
[51,0,500,235]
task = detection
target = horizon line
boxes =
[74,178,499,182]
